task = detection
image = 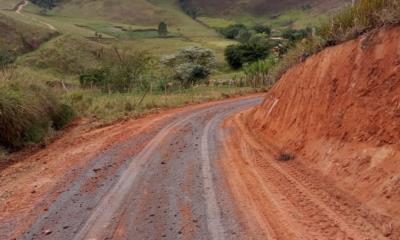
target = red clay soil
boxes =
[229,24,400,237]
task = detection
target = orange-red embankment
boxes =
[249,25,400,221]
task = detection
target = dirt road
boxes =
[0,95,396,239]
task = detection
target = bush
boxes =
[0,80,74,149]
[0,50,16,69]
[218,24,248,39]
[161,46,216,88]
[158,22,168,37]
[225,38,273,69]
[282,28,311,44]
[52,104,75,130]
[267,0,400,85]
[79,50,153,93]
[253,24,271,35]
[79,68,108,88]
[319,0,400,44]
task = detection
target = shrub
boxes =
[253,24,271,35]
[52,104,75,130]
[79,68,108,89]
[158,22,168,37]
[237,29,252,43]
[282,28,311,44]
[224,38,273,69]
[175,63,210,87]
[0,80,74,149]
[0,50,16,69]
[319,0,400,44]
[80,50,153,93]
[161,46,216,88]
[218,24,248,39]
[268,0,400,85]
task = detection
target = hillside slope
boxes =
[249,25,400,227]
[186,0,351,16]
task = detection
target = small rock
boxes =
[161,161,166,165]
[93,168,101,172]
[31,190,36,194]
[43,229,52,235]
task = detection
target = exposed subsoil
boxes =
[230,24,400,239]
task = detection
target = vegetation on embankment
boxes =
[230,0,400,87]
[268,0,400,83]
[250,23,400,231]
[0,67,74,149]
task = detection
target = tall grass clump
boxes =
[319,0,400,44]
[268,0,400,83]
[0,69,75,149]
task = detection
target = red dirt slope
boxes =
[249,25,400,224]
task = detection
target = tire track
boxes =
[219,111,394,240]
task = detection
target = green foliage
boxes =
[253,24,271,35]
[0,50,16,69]
[31,0,62,9]
[79,68,108,88]
[161,46,216,88]
[179,0,198,19]
[319,0,400,44]
[282,28,311,44]
[218,24,248,39]
[158,22,168,37]
[0,79,74,149]
[175,64,210,87]
[237,29,252,43]
[52,104,75,130]
[268,0,400,85]
[80,50,153,93]
[224,38,273,69]
[243,56,277,87]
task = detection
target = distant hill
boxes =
[183,0,351,16]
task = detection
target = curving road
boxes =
[18,96,262,240]
[4,95,397,240]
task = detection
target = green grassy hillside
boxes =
[186,0,351,16]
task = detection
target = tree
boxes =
[282,28,310,44]
[253,24,271,36]
[218,24,247,39]
[224,45,243,70]
[237,29,252,43]
[224,38,272,69]
[158,22,168,37]
[31,0,60,9]
[79,50,153,93]
[161,46,216,88]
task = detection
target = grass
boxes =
[18,34,110,74]
[64,86,262,123]
[0,0,268,152]
[0,12,56,53]
[267,0,400,84]
[0,68,74,149]
[264,9,326,29]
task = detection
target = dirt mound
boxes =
[249,25,400,224]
